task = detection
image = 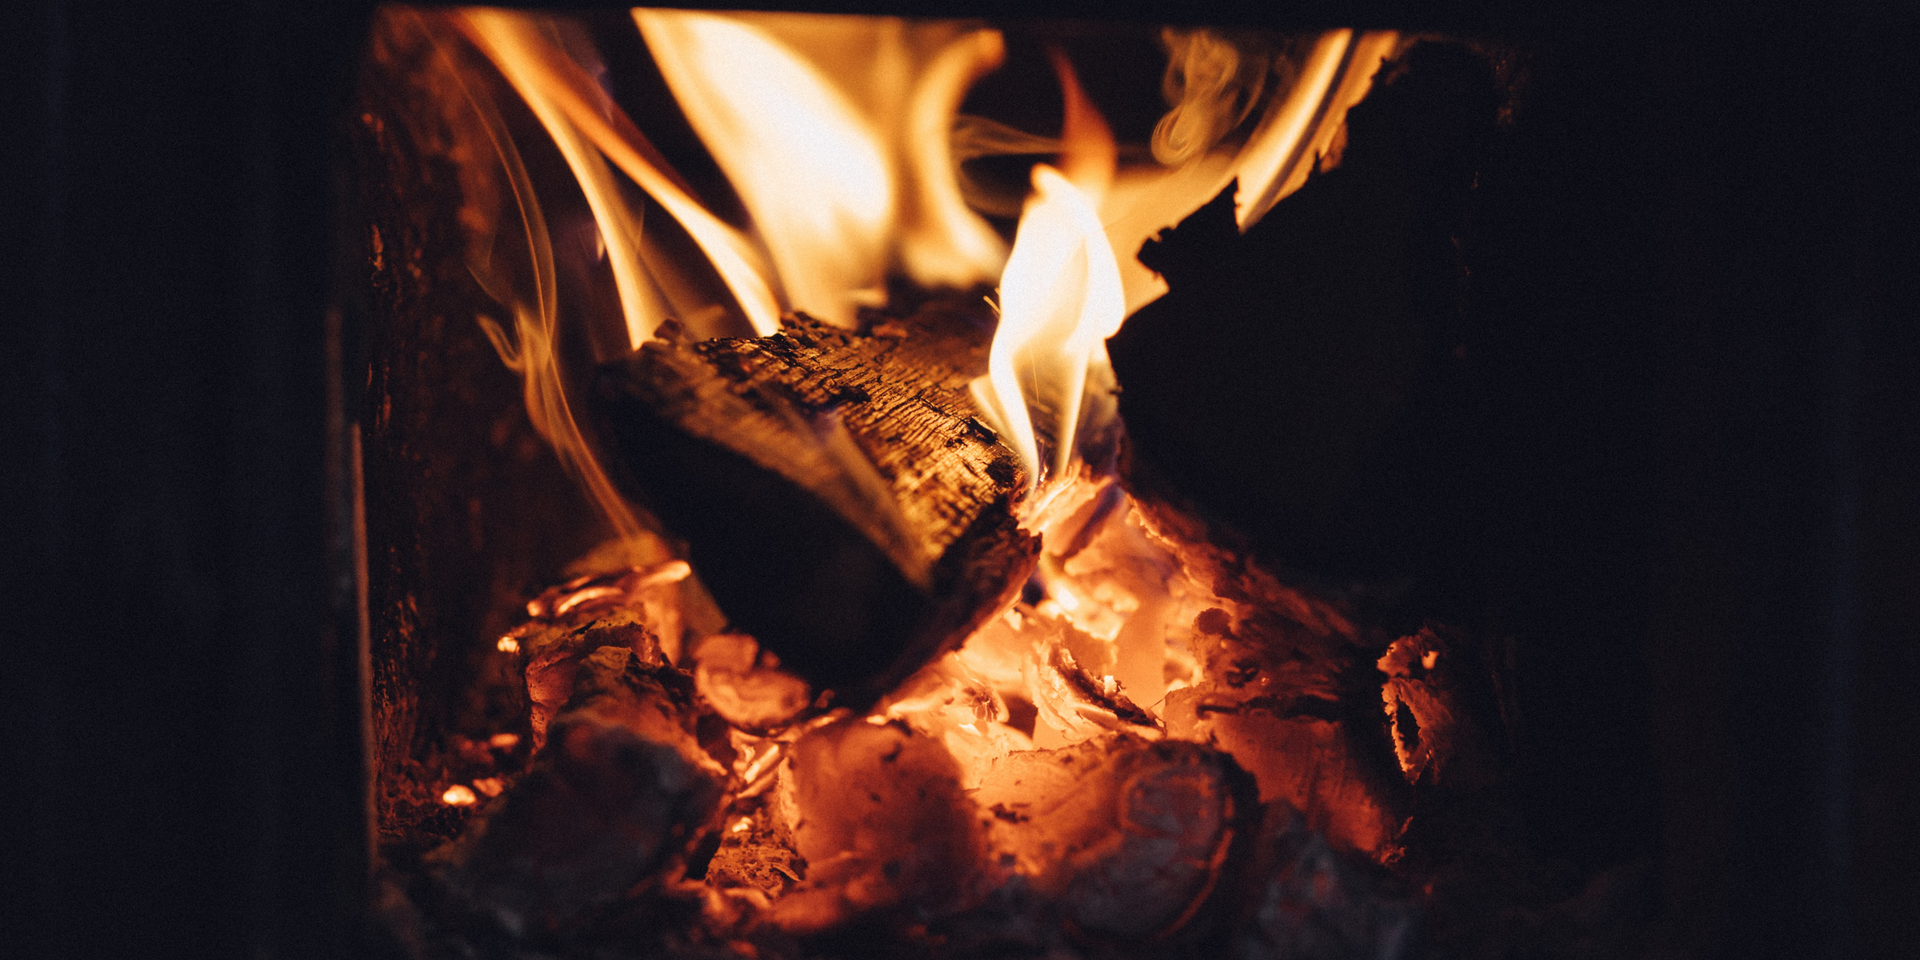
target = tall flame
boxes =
[971,52,1124,493]
[634,11,1007,327]
[1234,29,1399,230]
[459,9,783,337]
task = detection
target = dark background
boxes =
[3,1,1914,958]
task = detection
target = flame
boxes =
[970,53,1124,492]
[458,9,782,337]
[635,11,1007,326]
[1234,29,1399,230]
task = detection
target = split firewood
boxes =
[429,645,730,937]
[972,733,1258,944]
[594,300,1039,716]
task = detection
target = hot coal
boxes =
[427,644,729,938]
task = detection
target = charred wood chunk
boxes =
[1108,42,1501,591]
[1229,801,1421,960]
[767,717,985,934]
[515,605,668,752]
[973,734,1259,944]
[595,304,1037,713]
[429,646,728,937]
[1377,625,1503,791]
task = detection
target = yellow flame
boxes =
[970,53,1123,491]
[634,11,1006,326]
[1234,30,1399,230]
[415,14,663,550]
[459,9,782,335]
[460,11,666,348]
[972,166,1125,491]
[898,30,1011,288]
[636,10,891,327]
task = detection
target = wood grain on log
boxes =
[595,302,1038,714]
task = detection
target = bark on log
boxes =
[594,301,1038,714]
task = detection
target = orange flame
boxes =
[634,10,1007,326]
[970,53,1124,492]
[1234,30,1399,229]
[458,9,782,337]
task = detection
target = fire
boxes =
[634,10,1008,327]
[422,6,1399,786]
[1234,29,1400,229]
[374,11,1430,942]
[969,53,1124,492]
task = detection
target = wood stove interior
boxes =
[9,2,1917,960]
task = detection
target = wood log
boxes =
[1106,41,1502,602]
[594,300,1039,715]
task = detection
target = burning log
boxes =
[1107,42,1502,592]
[595,301,1039,716]
[428,644,730,937]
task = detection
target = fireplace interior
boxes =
[7,2,1918,960]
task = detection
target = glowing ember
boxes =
[488,732,521,749]
[441,784,478,806]
[496,636,519,653]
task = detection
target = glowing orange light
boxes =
[496,636,520,654]
[442,784,478,806]
[489,732,521,749]
[472,777,505,798]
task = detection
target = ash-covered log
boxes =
[595,301,1039,715]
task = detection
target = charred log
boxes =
[595,303,1039,714]
[1107,41,1501,608]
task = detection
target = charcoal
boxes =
[429,645,729,938]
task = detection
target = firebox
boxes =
[9,2,1917,960]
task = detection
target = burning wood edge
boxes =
[592,301,1039,718]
